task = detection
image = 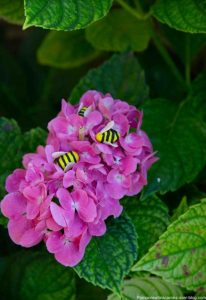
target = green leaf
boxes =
[189,72,206,120]
[107,277,183,299]
[141,98,206,197]
[124,195,170,258]
[24,0,113,30]
[160,25,206,65]
[171,196,189,222]
[75,215,138,295]
[133,200,206,292]
[86,9,151,52]
[0,118,46,199]
[0,212,8,227]
[70,53,149,106]
[0,251,76,300]
[37,30,100,69]
[22,127,47,153]
[0,118,22,172]
[152,0,206,33]
[20,253,76,300]
[0,0,24,25]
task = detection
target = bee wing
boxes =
[100,121,114,133]
[84,105,92,117]
[104,142,118,148]
[78,103,84,113]
[52,151,67,160]
[64,162,75,172]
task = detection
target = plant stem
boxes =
[185,34,191,87]
[150,26,188,91]
[116,0,188,91]
[116,0,151,20]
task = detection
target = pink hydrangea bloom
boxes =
[0,90,157,267]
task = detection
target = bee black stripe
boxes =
[106,130,110,141]
[57,159,63,169]
[65,152,72,162]
[101,132,105,143]
[61,155,67,166]
[70,151,77,163]
[111,129,115,143]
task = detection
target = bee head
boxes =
[96,132,102,142]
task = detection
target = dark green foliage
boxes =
[75,215,138,294]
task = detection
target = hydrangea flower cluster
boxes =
[0,90,156,267]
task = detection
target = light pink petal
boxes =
[105,183,126,200]
[46,231,63,253]
[48,116,68,135]
[89,220,106,236]
[1,192,26,218]
[80,90,101,107]
[63,170,76,188]
[85,111,103,131]
[120,157,139,175]
[113,113,129,136]
[20,228,44,247]
[61,99,75,118]
[120,133,145,154]
[50,202,70,227]
[65,215,86,238]
[26,202,40,220]
[7,216,30,245]
[46,217,62,231]
[100,198,123,219]
[73,189,97,223]
[56,188,73,212]
[23,183,47,203]
[95,143,113,154]
[98,96,113,118]
[54,242,84,267]
[5,169,26,193]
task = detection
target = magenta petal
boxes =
[63,170,76,188]
[85,111,103,131]
[56,188,74,214]
[8,216,30,245]
[89,220,106,236]
[1,192,26,218]
[68,214,86,237]
[121,157,139,175]
[54,242,84,267]
[20,228,43,247]
[105,183,126,199]
[50,202,70,227]
[46,231,63,253]
[73,189,97,222]
[5,169,26,193]
[26,202,40,220]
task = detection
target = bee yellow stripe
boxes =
[63,154,69,165]
[72,151,79,162]
[59,157,65,169]
[109,130,113,142]
[66,152,73,162]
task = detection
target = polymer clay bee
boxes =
[95,121,120,147]
[52,151,79,172]
[77,104,92,117]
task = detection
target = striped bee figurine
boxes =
[52,151,79,172]
[78,106,87,117]
[96,121,120,147]
[78,104,92,117]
